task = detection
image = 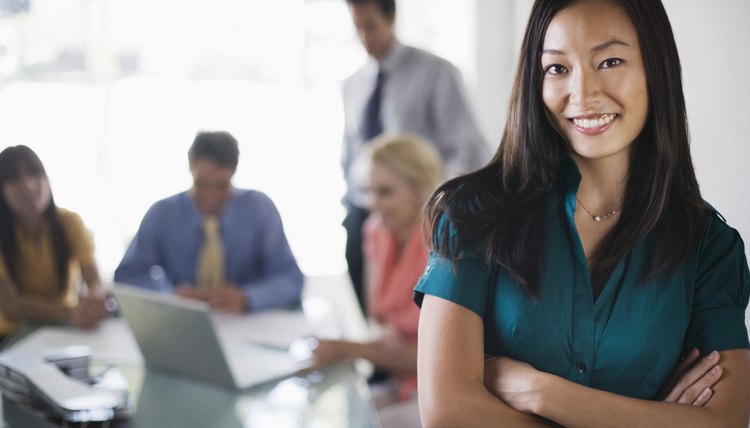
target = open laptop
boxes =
[113,284,303,390]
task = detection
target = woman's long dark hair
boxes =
[0,146,71,292]
[426,0,706,296]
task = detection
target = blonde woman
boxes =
[311,133,442,427]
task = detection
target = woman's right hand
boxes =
[309,339,348,370]
[72,292,108,329]
[660,348,722,406]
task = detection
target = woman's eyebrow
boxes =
[592,39,630,53]
[542,48,565,56]
[542,39,630,56]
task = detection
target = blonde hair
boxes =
[369,133,443,194]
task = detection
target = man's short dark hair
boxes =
[188,131,240,171]
[345,0,396,16]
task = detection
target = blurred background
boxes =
[0,0,747,320]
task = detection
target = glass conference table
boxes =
[2,356,377,428]
[0,276,381,428]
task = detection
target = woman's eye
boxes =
[544,64,568,75]
[600,58,624,69]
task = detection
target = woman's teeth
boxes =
[572,114,616,129]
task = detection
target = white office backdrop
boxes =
[666,0,750,337]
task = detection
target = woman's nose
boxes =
[569,67,602,108]
[19,176,39,192]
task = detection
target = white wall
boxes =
[470,0,750,330]
[664,0,750,242]
[664,0,750,333]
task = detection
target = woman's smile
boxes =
[569,113,618,135]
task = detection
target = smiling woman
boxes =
[414,0,750,427]
[541,2,649,169]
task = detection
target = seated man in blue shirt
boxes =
[114,131,303,313]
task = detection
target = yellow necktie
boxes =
[196,216,224,288]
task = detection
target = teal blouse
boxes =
[414,158,750,399]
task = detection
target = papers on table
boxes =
[212,307,339,350]
[10,319,143,366]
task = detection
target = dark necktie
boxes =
[362,68,385,142]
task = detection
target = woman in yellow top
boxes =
[0,145,108,340]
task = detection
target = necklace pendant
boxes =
[593,215,602,222]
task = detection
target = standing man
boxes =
[341,0,490,313]
[115,131,303,313]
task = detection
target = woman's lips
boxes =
[569,113,617,135]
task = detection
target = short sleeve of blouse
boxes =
[60,209,96,266]
[413,215,492,317]
[413,252,491,317]
[684,212,750,354]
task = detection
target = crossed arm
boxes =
[418,295,750,428]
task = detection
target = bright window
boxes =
[0,0,476,279]
[0,0,370,278]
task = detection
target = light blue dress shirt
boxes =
[341,40,491,208]
[114,189,303,312]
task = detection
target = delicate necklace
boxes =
[575,197,618,222]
